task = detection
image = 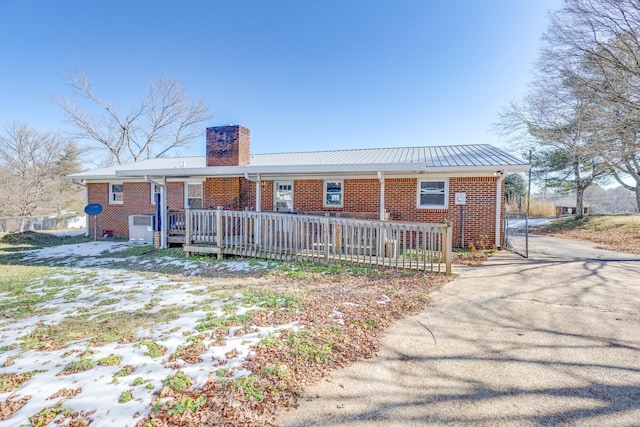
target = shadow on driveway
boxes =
[276,235,640,426]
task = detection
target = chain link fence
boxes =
[0,215,85,234]
[504,212,529,258]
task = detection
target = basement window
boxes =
[323,180,343,208]
[109,183,124,205]
[417,179,448,209]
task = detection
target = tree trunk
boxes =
[635,183,640,212]
[575,189,585,220]
[573,159,584,220]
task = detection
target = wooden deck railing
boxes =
[183,208,452,274]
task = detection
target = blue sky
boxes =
[1,1,561,159]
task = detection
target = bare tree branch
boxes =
[0,123,79,217]
[52,71,211,166]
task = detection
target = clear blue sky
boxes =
[1,0,561,158]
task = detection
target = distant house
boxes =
[68,125,529,249]
[555,197,593,216]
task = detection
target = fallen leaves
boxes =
[136,269,447,426]
[0,394,30,420]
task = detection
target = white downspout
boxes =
[377,171,385,220]
[495,170,507,248]
[244,173,261,212]
[72,179,89,237]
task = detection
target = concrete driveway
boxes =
[276,235,640,426]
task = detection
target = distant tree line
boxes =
[497,0,640,218]
[0,73,210,220]
[505,173,637,215]
[0,123,83,219]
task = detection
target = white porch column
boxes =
[244,173,262,212]
[495,170,507,248]
[161,176,168,249]
[378,171,385,220]
[256,173,262,212]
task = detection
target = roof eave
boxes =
[113,162,530,178]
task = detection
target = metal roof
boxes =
[69,144,529,180]
[249,145,527,167]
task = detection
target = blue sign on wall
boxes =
[84,203,103,216]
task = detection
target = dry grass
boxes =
[532,214,640,255]
[506,197,556,217]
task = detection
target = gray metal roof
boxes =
[250,144,527,167]
[69,144,528,180]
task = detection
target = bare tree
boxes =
[542,0,640,210]
[0,123,79,219]
[53,71,211,166]
[496,74,608,219]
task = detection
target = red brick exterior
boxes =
[88,176,502,248]
[206,125,250,167]
[86,181,184,238]
[83,124,507,247]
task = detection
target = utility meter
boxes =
[455,192,467,205]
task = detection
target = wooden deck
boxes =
[173,209,452,274]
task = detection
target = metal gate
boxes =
[504,212,529,258]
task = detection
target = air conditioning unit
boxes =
[128,215,155,245]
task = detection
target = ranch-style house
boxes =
[69,124,529,260]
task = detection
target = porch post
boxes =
[161,176,168,249]
[216,206,224,247]
[495,170,507,248]
[443,220,452,275]
[255,174,262,212]
[378,171,385,220]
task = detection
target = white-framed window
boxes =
[323,180,343,208]
[186,183,203,209]
[274,181,293,212]
[109,183,124,205]
[417,179,448,209]
[150,183,162,205]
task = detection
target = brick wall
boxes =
[90,175,502,248]
[206,125,250,167]
[293,179,381,212]
[383,177,499,248]
[203,177,241,209]
[87,181,185,238]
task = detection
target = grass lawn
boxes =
[532,213,640,256]
[0,232,449,426]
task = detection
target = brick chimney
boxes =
[206,125,250,167]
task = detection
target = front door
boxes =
[274,181,293,212]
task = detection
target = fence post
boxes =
[443,220,452,275]
[323,214,330,264]
[184,209,191,245]
[216,207,224,247]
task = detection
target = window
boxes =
[274,181,293,212]
[417,180,447,209]
[323,180,343,208]
[186,183,203,209]
[151,183,162,205]
[109,183,123,204]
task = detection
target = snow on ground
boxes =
[0,241,296,426]
[507,216,555,230]
[18,241,131,260]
